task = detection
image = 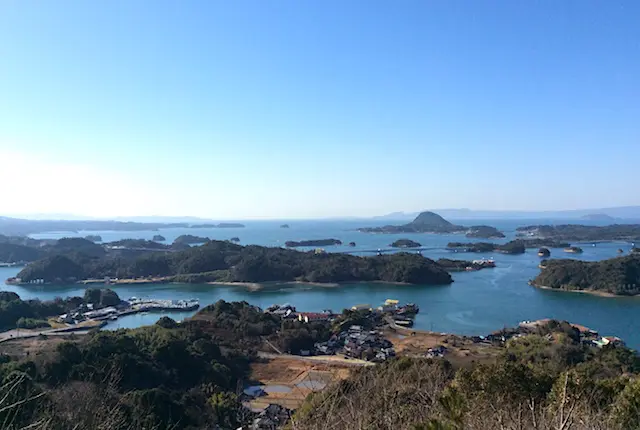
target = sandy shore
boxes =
[532,283,636,298]
[206,281,341,291]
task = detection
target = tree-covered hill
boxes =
[532,255,640,295]
[15,240,453,285]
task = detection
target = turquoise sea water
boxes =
[3,219,640,347]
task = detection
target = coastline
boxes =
[7,276,443,290]
[531,283,638,298]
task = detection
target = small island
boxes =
[532,254,640,296]
[465,225,505,239]
[280,224,290,228]
[229,237,240,242]
[390,239,422,248]
[84,235,102,242]
[564,246,583,254]
[358,211,465,234]
[537,248,551,257]
[285,239,342,247]
[436,258,496,271]
[446,240,526,255]
[348,242,356,247]
[173,235,210,245]
[358,211,504,237]
[152,234,166,242]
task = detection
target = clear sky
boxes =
[0,1,638,219]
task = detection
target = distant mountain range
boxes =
[372,207,640,221]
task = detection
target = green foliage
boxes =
[0,290,112,331]
[611,377,640,429]
[534,255,640,295]
[446,240,525,254]
[0,243,43,263]
[83,288,120,308]
[18,240,453,285]
[209,392,241,428]
[173,234,210,245]
[465,225,505,239]
[17,255,85,283]
[1,320,253,429]
[391,239,422,248]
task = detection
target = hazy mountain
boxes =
[581,213,617,222]
[111,216,215,223]
[373,206,640,221]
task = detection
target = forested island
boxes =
[447,240,526,254]
[280,224,290,228]
[358,211,464,234]
[285,239,342,247]
[532,254,640,296]
[436,258,495,271]
[358,211,504,238]
[465,225,505,238]
[84,235,102,242]
[390,239,421,248]
[10,239,454,285]
[152,234,166,241]
[517,224,640,241]
[538,247,551,257]
[173,234,210,245]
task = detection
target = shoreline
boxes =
[531,283,638,298]
[7,277,448,290]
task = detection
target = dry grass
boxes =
[385,329,502,368]
[248,357,352,411]
[0,335,80,359]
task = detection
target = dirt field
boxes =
[0,334,83,359]
[247,356,352,410]
[384,328,502,368]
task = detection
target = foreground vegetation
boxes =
[15,240,453,285]
[533,254,640,295]
[294,322,640,430]
[0,300,355,429]
[3,309,640,430]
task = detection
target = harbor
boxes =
[57,297,200,325]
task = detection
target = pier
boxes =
[57,297,200,324]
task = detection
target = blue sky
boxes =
[0,1,638,219]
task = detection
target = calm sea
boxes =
[3,219,639,347]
